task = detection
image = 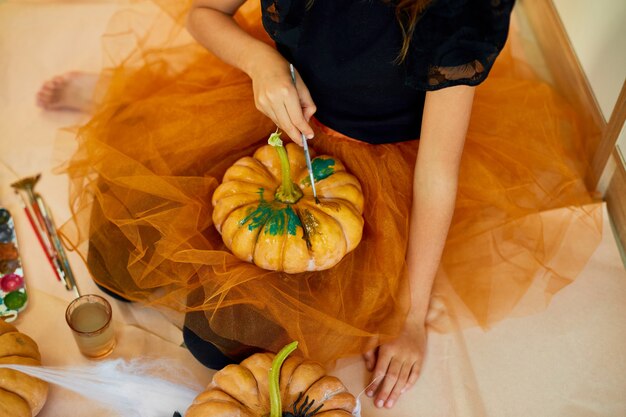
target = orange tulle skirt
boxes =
[59,1,602,363]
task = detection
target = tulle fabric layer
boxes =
[59,0,602,362]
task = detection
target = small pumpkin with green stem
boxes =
[212,132,364,272]
[185,341,358,417]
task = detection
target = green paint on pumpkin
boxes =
[265,209,286,236]
[240,189,273,232]
[239,188,302,236]
[301,158,335,186]
[285,206,301,236]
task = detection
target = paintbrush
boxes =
[289,64,319,204]
[11,175,80,297]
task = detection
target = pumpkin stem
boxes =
[269,341,299,417]
[269,133,304,204]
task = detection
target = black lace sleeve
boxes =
[405,0,515,91]
[261,0,307,49]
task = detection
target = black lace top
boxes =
[261,0,515,143]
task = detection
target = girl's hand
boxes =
[363,316,426,409]
[247,49,316,145]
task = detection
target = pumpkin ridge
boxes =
[213,185,271,212]
[298,158,337,188]
[252,146,292,185]
[257,158,284,187]
[311,180,362,205]
[314,180,362,196]
[1,331,37,342]
[222,179,275,188]
[285,375,327,416]
[0,321,17,336]
[0,388,32,417]
[214,364,263,412]
[314,385,344,403]
[223,165,278,192]
[243,363,266,413]
[285,365,326,407]
[0,333,42,360]
[224,204,263,257]
[234,157,278,182]
[237,356,274,412]
[298,202,346,256]
[214,193,267,232]
[0,384,32,409]
[0,356,41,364]
[239,204,295,268]
[262,207,289,236]
[313,198,361,216]
[0,369,46,413]
[277,211,291,271]
[252,157,282,184]
[198,397,249,408]
[239,194,275,233]
[215,182,275,211]
[319,199,362,248]
[293,206,313,251]
[247,222,265,263]
[241,194,304,240]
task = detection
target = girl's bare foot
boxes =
[36,71,99,112]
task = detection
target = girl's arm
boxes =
[407,85,474,321]
[187,0,316,143]
[365,85,475,409]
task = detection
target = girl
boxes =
[49,0,599,410]
[186,0,483,408]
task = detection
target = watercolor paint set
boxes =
[0,208,28,321]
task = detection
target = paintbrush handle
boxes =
[34,194,80,296]
[289,63,318,199]
[16,192,65,283]
[23,206,65,283]
[301,138,318,198]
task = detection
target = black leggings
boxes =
[95,283,237,369]
[182,326,238,369]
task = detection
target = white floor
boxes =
[1,1,625,416]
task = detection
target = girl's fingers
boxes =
[284,88,314,140]
[363,349,376,372]
[404,362,422,393]
[252,65,317,140]
[366,349,390,398]
[385,361,411,408]
[302,104,317,123]
[273,101,304,145]
[256,93,296,143]
[373,357,402,408]
[294,76,317,122]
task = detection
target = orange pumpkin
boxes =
[0,319,49,417]
[186,342,357,417]
[212,133,364,273]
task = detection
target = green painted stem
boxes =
[269,341,299,417]
[268,133,303,204]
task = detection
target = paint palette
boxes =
[0,208,28,322]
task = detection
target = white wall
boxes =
[552,0,626,121]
